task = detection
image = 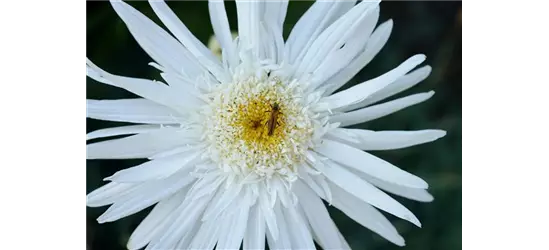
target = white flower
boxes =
[86,0,446,249]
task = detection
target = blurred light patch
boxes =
[207,31,238,59]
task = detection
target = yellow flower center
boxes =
[231,94,287,156]
[204,75,314,181]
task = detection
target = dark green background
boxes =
[87,1,462,249]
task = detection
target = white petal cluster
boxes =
[86,1,447,249]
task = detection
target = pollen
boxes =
[232,94,286,150]
[203,73,315,181]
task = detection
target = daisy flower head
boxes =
[86,0,446,249]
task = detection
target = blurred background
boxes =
[86,1,461,250]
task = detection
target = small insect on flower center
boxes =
[204,74,315,181]
[235,97,287,148]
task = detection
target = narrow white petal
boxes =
[148,0,228,83]
[338,231,352,250]
[328,182,405,246]
[326,128,447,151]
[294,180,349,249]
[201,183,243,221]
[185,171,223,200]
[315,140,428,189]
[127,190,188,250]
[345,65,432,110]
[108,0,204,77]
[352,170,434,202]
[243,203,266,250]
[316,159,421,227]
[160,72,208,99]
[86,182,137,207]
[104,150,202,182]
[298,173,324,200]
[259,192,279,241]
[86,59,192,110]
[295,1,380,80]
[322,19,394,96]
[208,0,238,67]
[216,195,251,249]
[150,192,214,249]
[235,0,262,57]
[87,125,160,140]
[266,202,292,250]
[148,145,197,160]
[86,127,198,159]
[186,216,221,249]
[309,6,380,91]
[283,204,315,249]
[264,0,288,31]
[286,1,356,64]
[330,91,435,127]
[320,54,426,111]
[173,223,201,250]
[298,172,333,204]
[267,21,286,64]
[97,169,196,223]
[87,99,185,124]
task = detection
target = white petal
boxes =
[322,19,394,96]
[285,1,357,64]
[326,128,447,151]
[328,182,406,246]
[150,192,215,249]
[295,1,380,80]
[208,0,238,67]
[86,182,137,207]
[127,190,188,250]
[235,0,262,57]
[320,54,426,111]
[298,170,333,204]
[148,0,228,83]
[298,173,324,200]
[201,182,243,221]
[269,21,286,64]
[243,203,266,250]
[108,0,204,77]
[259,191,279,241]
[87,125,160,140]
[172,223,200,250]
[345,65,432,110]
[309,6,380,91]
[186,216,221,249]
[283,203,315,249]
[266,202,292,250]
[316,159,421,227]
[315,139,428,189]
[86,127,198,159]
[293,180,349,249]
[104,150,202,182]
[185,171,223,200]
[264,0,288,31]
[216,194,251,249]
[351,170,434,202]
[148,145,197,160]
[330,91,435,127]
[160,72,209,98]
[97,169,196,223]
[86,59,193,110]
[87,99,185,124]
